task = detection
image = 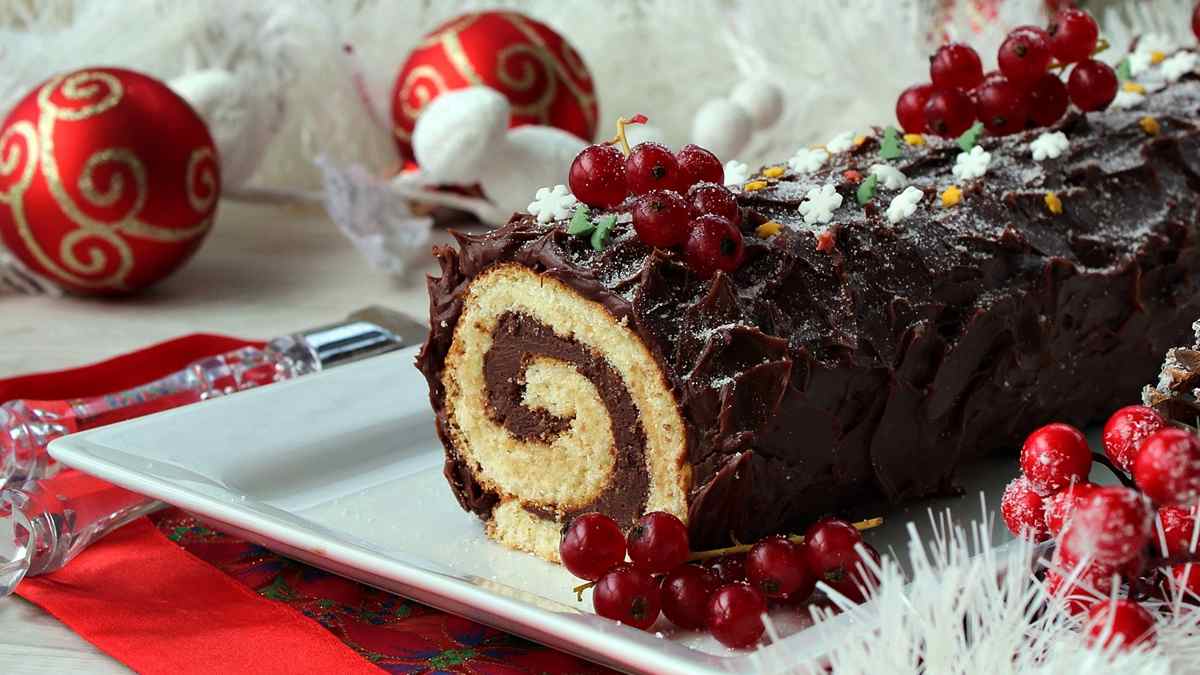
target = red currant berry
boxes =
[684,214,744,279]
[1067,59,1118,112]
[706,583,766,648]
[1169,562,1200,598]
[592,563,662,630]
[1157,504,1199,557]
[560,513,627,581]
[1044,481,1098,536]
[1001,476,1050,541]
[1060,486,1152,567]
[1049,9,1100,65]
[1026,72,1070,127]
[705,554,747,584]
[1195,2,1200,43]
[746,537,815,600]
[1134,428,1200,505]
[626,142,682,196]
[896,83,934,134]
[1045,563,1115,615]
[1103,405,1167,474]
[998,26,1054,87]
[1083,599,1157,650]
[930,43,985,91]
[676,144,723,189]
[661,564,720,630]
[687,182,741,225]
[631,190,690,248]
[569,144,627,208]
[803,518,877,602]
[923,87,976,137]
[626,511,690,574]
[1020,422,1092,495]
[974,77,1029,135]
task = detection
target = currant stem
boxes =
[573,580,596,602]
[686,516,884,562]
[1090,451,1137,490]
[607,114,648,156]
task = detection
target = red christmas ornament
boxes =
[390,11,598,161]
[0,67,218,295]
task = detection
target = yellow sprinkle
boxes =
[743,180,768,192]
[904,133,925,146]
[941,185,962,207]
[762,166,785,178]
[755,221,782,238]
[853,135,867,146]
[1123,81,1146,94]
[1151,50,1167,65]
[1044,191,1063,215]
[1140,116,1161,136]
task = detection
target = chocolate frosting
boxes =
[419,77,1200,549]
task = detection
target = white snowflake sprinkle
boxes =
[1128,50,1154,78]
[527,185,577,223]
[788,147,829,174]
[886,186,924,224]
[1161,51,1198,82]
[952,146,992,181]
[868,164,907,190]
[825,131,856,153]
[1111,89,1146,109]
[1030,131,1069,161]
[723,160,750,187]
[798,184,843,224]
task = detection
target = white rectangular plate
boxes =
[50,347,1039,674]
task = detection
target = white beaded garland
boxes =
[691,98,754,160]
[731,80,784,128]
[478,125,586,221]
[413,86,510,184]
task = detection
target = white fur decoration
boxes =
[412,87,511,185]
[691,98,754,161]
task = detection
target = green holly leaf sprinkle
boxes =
[856,173,879,206]
[879,126,902,160]
[591,214,617,250]
[956,121,984,153]
[567,204,594,236]
[1116,58,1131,82]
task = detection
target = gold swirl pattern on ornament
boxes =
[495,44,556,120]
[397,64,450,123]
[59,225,132,279]
[499,14,596,129]
[185,147,217,213]
[419,14,481,49]
[78,148,146,210]
[0,122,37,205]
[37,71,123,122]
[441,30,484,86]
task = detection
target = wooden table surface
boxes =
[0,200,445,673]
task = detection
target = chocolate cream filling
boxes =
[482,311,650,526]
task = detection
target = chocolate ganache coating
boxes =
[419,77,1200,549]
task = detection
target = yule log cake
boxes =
[418,77,1200,560]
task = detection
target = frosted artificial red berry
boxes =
[998,26,1054,87]
[1083,599,1157,650]
[1059,486,1153,567]
[1195,2,1200,43]
[1103,405,1168,474]
[626,142,682,196]
[706,583,767,648]
[687,182,741,225]
[1157,504,1199,557]
[1169,562,1200,598]
[661,564,720,630]
[1020,422,1092,495]
[560,513,627,581]
[592,563,662,630]
[1134,428,1200,505]
[684,214,744,279]
[569,144,627,208]
[746,537,815,600]
[974,77,1029,135]
[803,518,878,603]
[1001,476,1050,541]
[1027,72,1070,127]
[676,144,723,188]
[1045,563,1115,615]
[930,43,985,91]
[923,87,976,137]
[626,511,690,574]
[1044,481,1099,536]
[632,190,690,248]
[896,83,934,134]
[1067,59,1118,112]
[1049,9,1100,64]
[705,554,747,584]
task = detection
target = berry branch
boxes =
[686,516,884,562]
[1090,451,1138,490]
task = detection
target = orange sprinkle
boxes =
[1122,81,1146,94]
[743,180,768,192]
[1044,192,1063,215]
[853,135,867,146]
[941,185,962,207]
[1140,116,1161,136]
[815,228,837,252]
[903,133,925,146]
[755,221,782,238]
[762,166,785,178]
[842,169,863,182]
[1151,50,1167,65]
